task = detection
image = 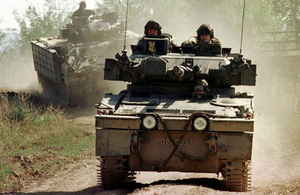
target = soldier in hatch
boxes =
[134,20,175,53]
[71,1,96,27]
[181,24,222,55]
[71,1,96,53]
[197,24,221,44]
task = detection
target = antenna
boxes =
[240,0,246,54]
[123,0,129,51]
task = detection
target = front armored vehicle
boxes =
[95,35,256,192]
[31,9,137,106]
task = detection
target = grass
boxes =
[0,93,95,193]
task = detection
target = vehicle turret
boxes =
[103,35,256,98]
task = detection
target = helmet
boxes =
[79,1,86,8]
[197,24,214,39]
[144,20,162,35]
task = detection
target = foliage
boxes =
[272,0,300,30]
[0,93,94,193]
[100,0,192,37]
[0,19,7,46]
[98,0,299,47]
[0,0,298,61]
[0,93,60,152]
[0,0,77,66]
[13,0,77,46]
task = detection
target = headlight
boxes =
[193,117,207,131]
[142,115,157,129]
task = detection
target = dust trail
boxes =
[0,50,40,91]
[249,54,300,187]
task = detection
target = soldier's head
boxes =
[144,20,162,36]
[79,1,86,10]
[197,24,214,42]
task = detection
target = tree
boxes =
[0,19,7,46]
[272,0,300,30]
[12,0,77,53]
[0,0,77,67]
[1,0,299,66]
[99,0,193,42]
[0,0,79,89]
[98,0,299,46]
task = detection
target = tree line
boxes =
[0,0,299,66]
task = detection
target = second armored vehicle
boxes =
[31,10,137,106]
[95,35,256,192]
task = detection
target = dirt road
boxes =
[9,110,300,195]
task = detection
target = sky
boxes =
[0,0,97,30]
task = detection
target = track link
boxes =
[97,156,136,190]
[221,160,251,192]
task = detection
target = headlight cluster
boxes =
[142,115,157,129]
[193,117,208,131]
[141,114,208,131]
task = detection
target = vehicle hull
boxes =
[96,126,253,172]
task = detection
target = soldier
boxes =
[71,1,96,27]
[134,20,174,52]
[197,24,221,44]
[181,24,221,55]
[143,20,162,36]
[71,1,96,43]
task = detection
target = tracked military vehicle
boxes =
[95,35,256,192]
[31,10,137,106]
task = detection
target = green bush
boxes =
[0,93,95,193]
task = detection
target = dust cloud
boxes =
[250,55,300,187]
[0,49,40,92]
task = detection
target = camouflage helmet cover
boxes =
[144,20,162,35]
[197,24,214,39]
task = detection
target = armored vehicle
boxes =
[95,35,256,192]
[31,10,137,106]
